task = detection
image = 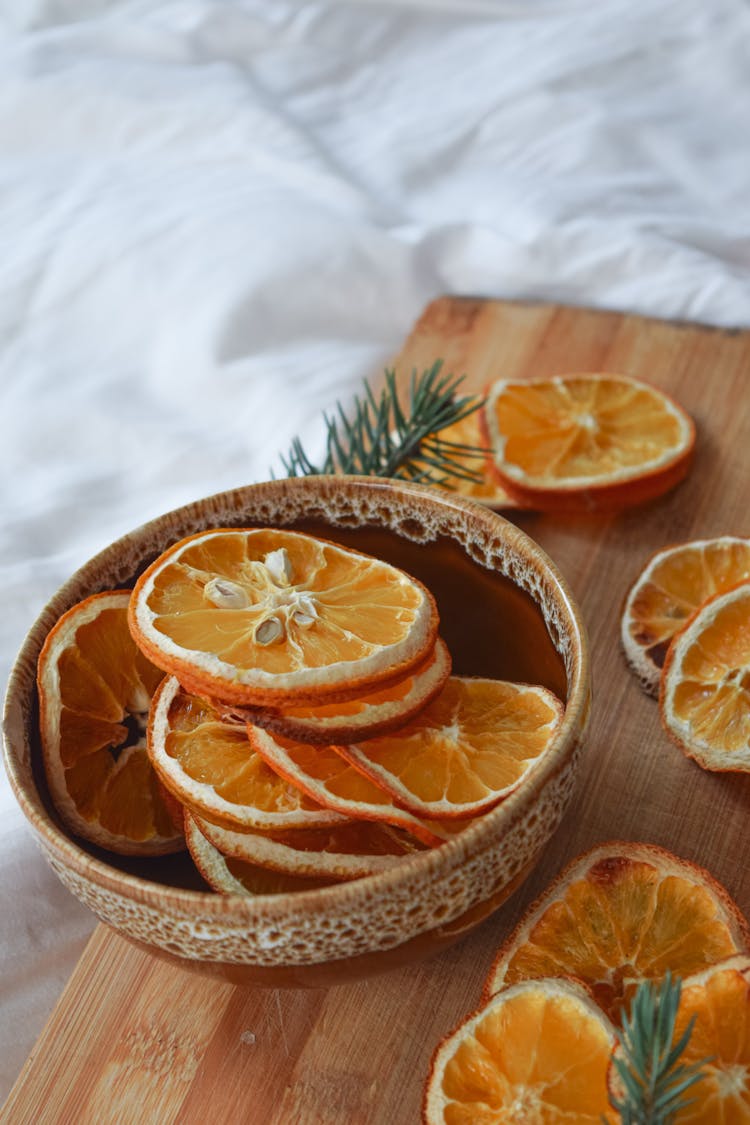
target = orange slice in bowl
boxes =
[148,676,345,831]
[484,842,749,1023]
[485,374,695,512]
[247,727,445,846]
[184,815,335,894]
[231,638,451,744]
[37,591,183,856]
[424,978,617,1125]
[621,537,750,696]
[660,581,750,772]
[193,813,427,881]
[338,677,563,820]
[129,528,438,707]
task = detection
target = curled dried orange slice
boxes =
[184,815,335,895]
[338,677,563,820]
[485,373,695,512]
[129,528,438,706]
[484,842,749,1023]
[37,591,183,856]
[424,978,617,1125]
[621,537,750,696]
[193,813,427,881]
[231,638,451,744]
[147,676,345,832]
[247,726,445,847]
[660,581,750,772]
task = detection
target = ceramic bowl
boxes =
[3,476,590,987]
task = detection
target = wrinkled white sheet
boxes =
[2,0,750,1101]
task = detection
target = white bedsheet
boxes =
[2,0,749,1101]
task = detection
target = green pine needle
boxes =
[276,360,486,488]
[606,974,711,1124]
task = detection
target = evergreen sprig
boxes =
[278,360,486,487]
[607,974,710,1124]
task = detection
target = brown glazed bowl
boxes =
[3,476,590,987]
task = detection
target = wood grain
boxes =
[4,297,750,1125]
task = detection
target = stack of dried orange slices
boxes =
[621,536,750,772]
[442,371,695,513]
[423,841,750,1124]
[37,526,565,896]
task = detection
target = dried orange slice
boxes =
[660,581,750,772]
[485,374,695,512]
[247,726,445,846]
[193,812,427,880]
[484,842,749,1023]
[661,956,750,1122]
[230,637,451,743]
[621,537,750,696]
[424,978,617,1125]
[37,591,183,856]
[338,677,563,820]
[148,676,345,831]
[129,527,438,706]
[184,814,335,894]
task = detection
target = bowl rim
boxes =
[2,475,589,923]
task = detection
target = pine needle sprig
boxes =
[277,360,487,488]
[606,973,711,1124]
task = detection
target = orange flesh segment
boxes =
[491,852,747,1023]
[341,677,562,817]
[492,375,689,485]
[43,598,178,848]
[145,529,426,675]
[58,609,163,733]
[433,984,616,1124]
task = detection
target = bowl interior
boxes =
[4,476,585,904]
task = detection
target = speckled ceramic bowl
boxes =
[3,476,590,987]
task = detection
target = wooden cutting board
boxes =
[5,297,750,1125]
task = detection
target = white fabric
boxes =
[2,0,749,1100]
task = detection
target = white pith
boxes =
[184,817,258,895]
[193,814,414,879]
[714,1062,748,1099]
